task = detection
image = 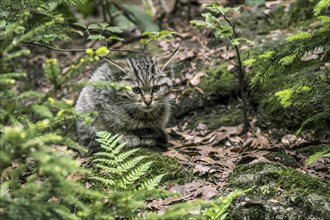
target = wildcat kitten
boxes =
[75,49,178,153]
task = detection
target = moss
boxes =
[266,151,300,167]
[228,162,330,219]
[200,62,238,95]
[230,162,330,199]
[188,107,244,129]
[136,149,196,185]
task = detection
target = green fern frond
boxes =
[92,157,116,166]
[117,156,147,173]
[139,174,165,190]
[115,148,140,163]
[93,148,140,165]
[89,176,116,186]
[96,130,113,143]
[94,164,121,174]
[117,162,153,188]
[96,132,121,152]
[91,131,164,191]
[112,142,127,155]
[93,151,117,160]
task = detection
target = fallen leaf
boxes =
[190,71,206,86]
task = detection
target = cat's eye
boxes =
[152,85,160,93]
[132,87,141,94]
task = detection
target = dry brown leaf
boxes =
[281,134,297,145]
[163,149,189,162]
[190,71,206,86]
[193,164,212,175]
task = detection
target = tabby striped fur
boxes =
[75,50,177,153]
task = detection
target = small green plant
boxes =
[306,145,330,165]
[140,30,177,45]
[90,131,165,190]
[191,3,251,131]
[202,190,246,220]
[73,22,125,42]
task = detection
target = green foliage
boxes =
[190,3,252,46]
[0,103,103,219]
[249,1,330,86]
[145,190,246,220]
[141,30,176,45]
[74,22,124,42]
[275,85,311,108]
[202,190,246,220]
[248,0,330,135]
[0,0,83,50]
[90,131,165,190]
[191,2,251,131]
[306,145,330,165]
[314,0,330,15]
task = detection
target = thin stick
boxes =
[23,41,150,54]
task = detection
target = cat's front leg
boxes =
[119,133,141,147]
[140,138,157,147]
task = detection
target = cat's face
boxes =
[113,57,173,112]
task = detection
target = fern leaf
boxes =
[118,162,153,188]
[116,148,140,163]
[117,156,147,173]
[89,176,116,186]
[94,164,121,174]
[112,142,127,156]
[92,157,116,165]
[139,174,165,190]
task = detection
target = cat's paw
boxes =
[140,138,157,147]
[120,135,141,147]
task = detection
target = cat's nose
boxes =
[144,99,152,106]
[144,95,152,106]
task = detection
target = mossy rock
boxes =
[265,150,301,168]
[228,162,330,219]
[136,149,196,185]
[236,0,314,38]
[188,107,244,130]
[199,62,238,96]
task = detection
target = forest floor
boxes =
[23,1,330,218]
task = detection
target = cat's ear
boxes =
[156,47,179,71]
[105,59,129,74]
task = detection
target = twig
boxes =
[223,14,250,132]
[23,41,151,54]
